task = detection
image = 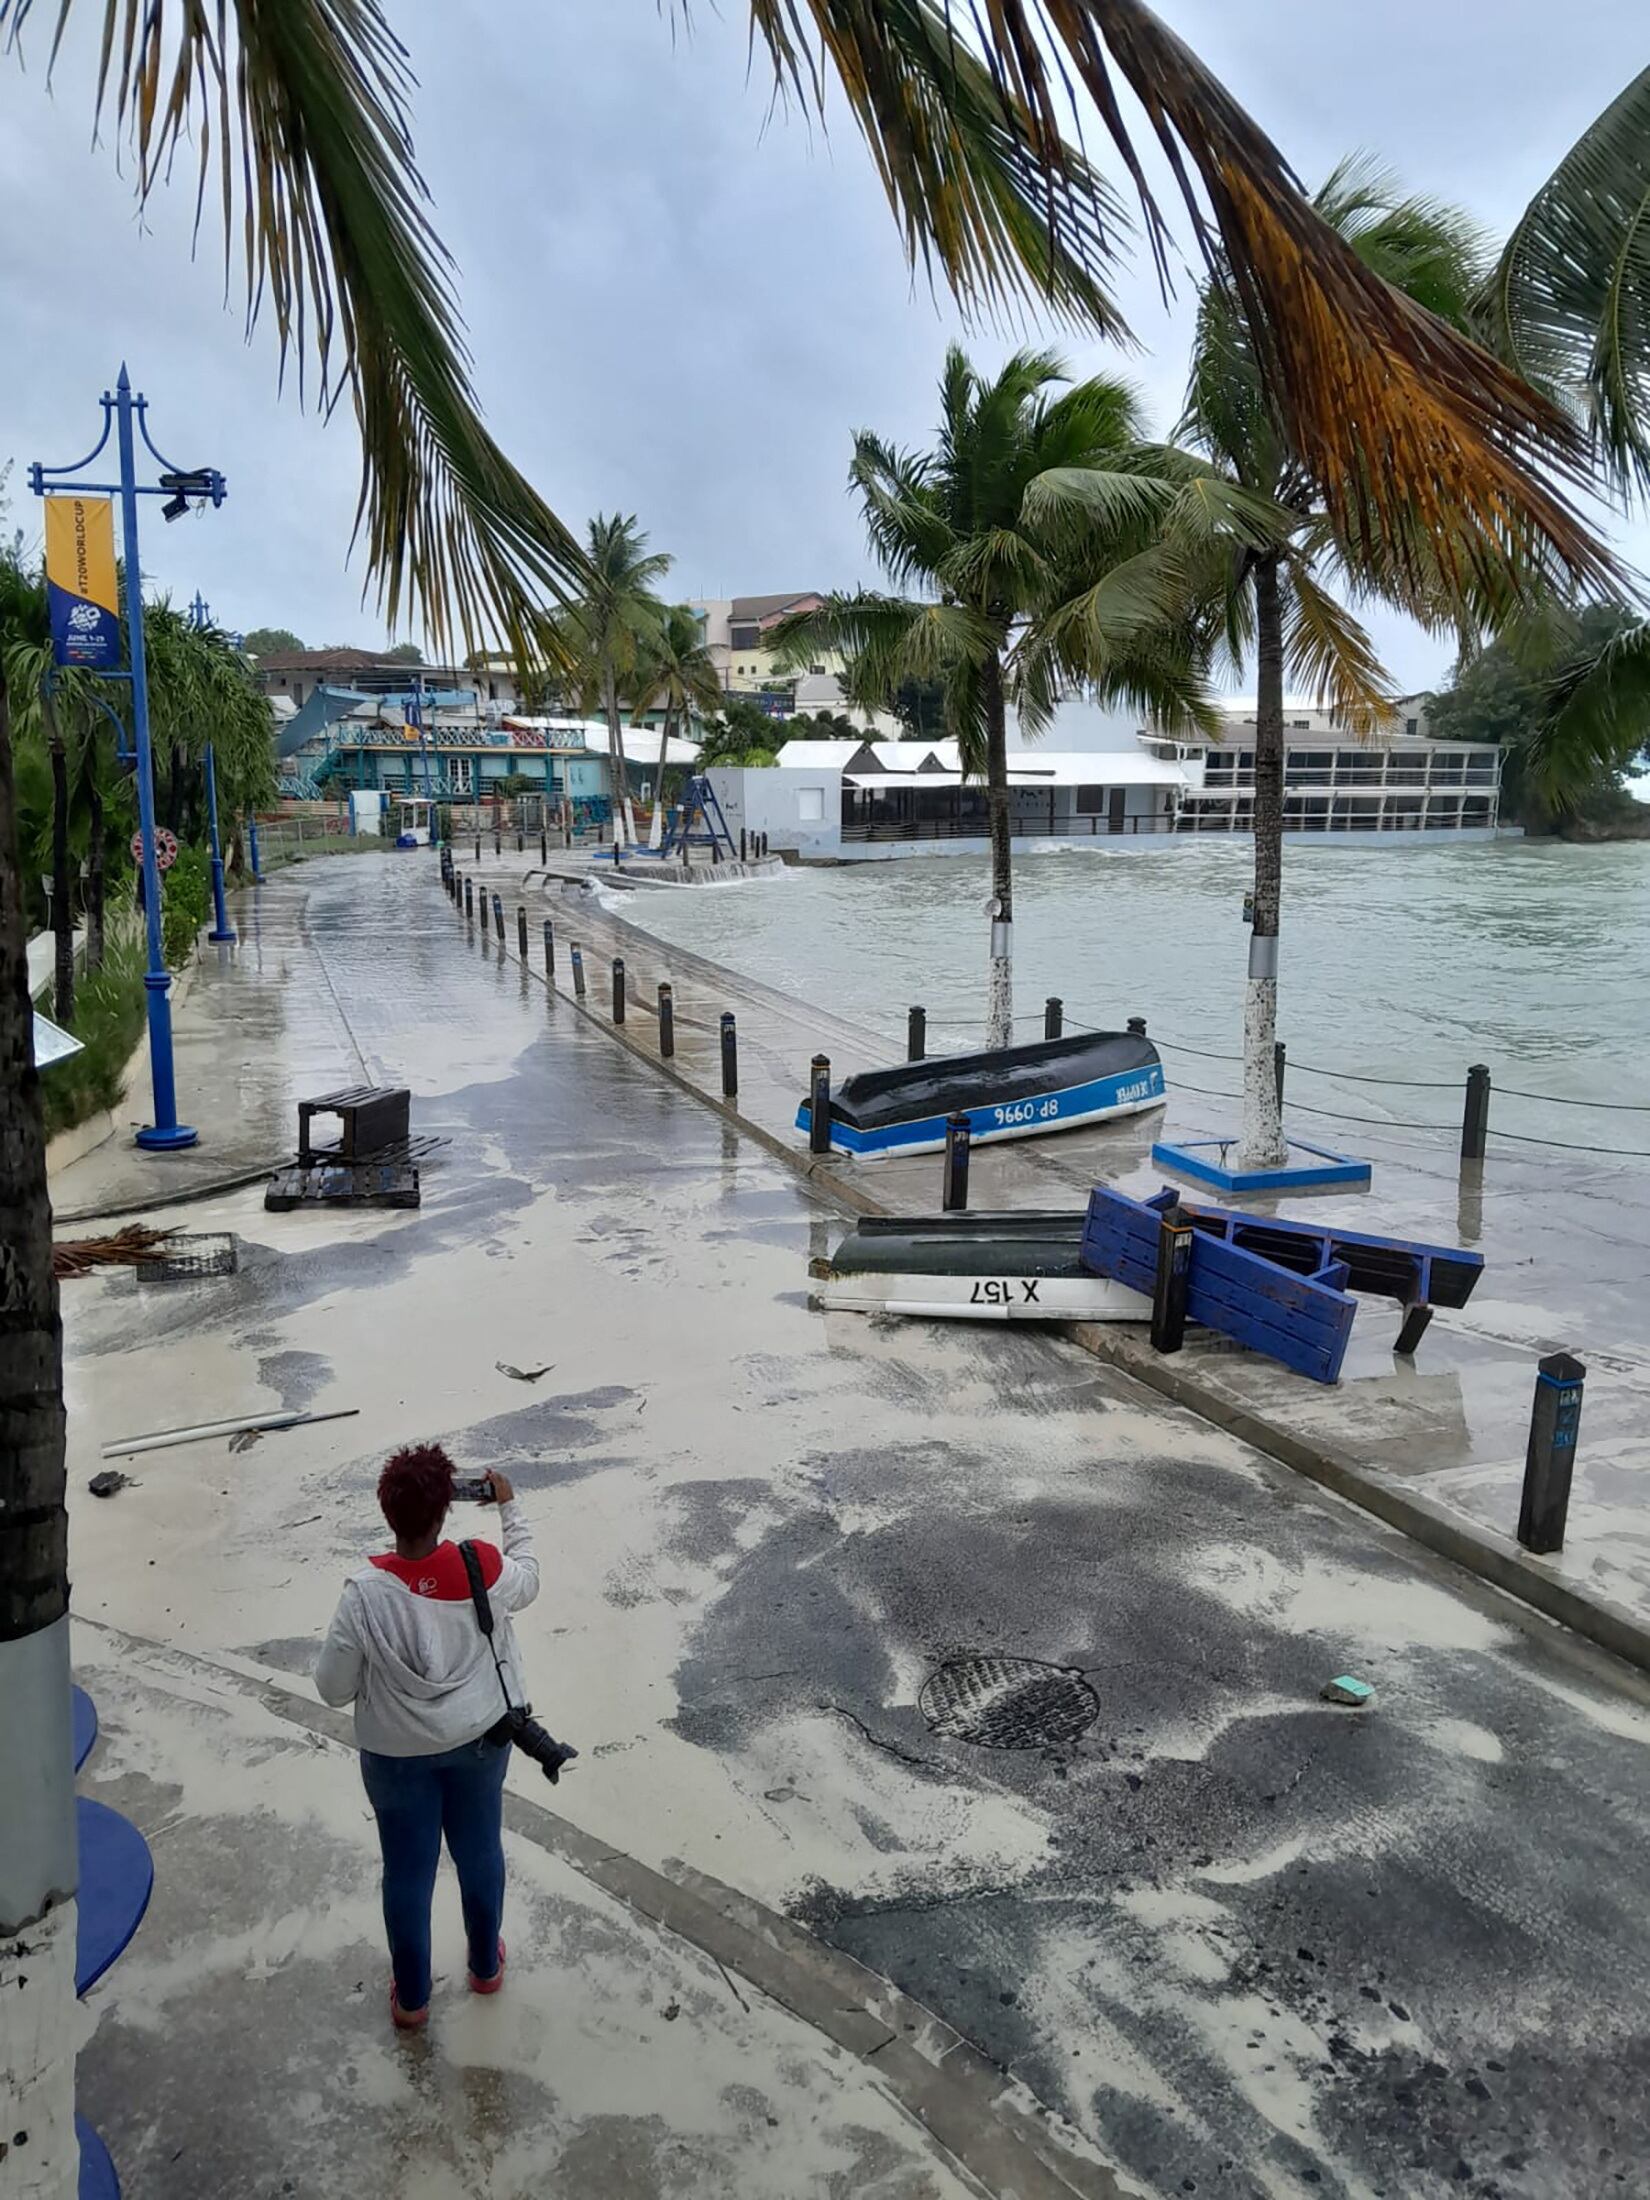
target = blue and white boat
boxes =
[796,1029,1166,1158]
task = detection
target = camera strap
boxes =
[458,1540,517,1720]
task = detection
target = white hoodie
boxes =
[314,1501,540,1756]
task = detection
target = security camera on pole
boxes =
[31,366,228,1150]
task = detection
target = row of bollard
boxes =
[736,829,771,862]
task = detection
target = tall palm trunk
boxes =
[982,646,1014,1050]
[602,671,636,847]
[165,742,186,834]
[0,668,80,2197]
[85,779,106,973]
[1240,553,1287,1169]
[648,705,674,851]
[49,737,74,1028]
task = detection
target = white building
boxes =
[1139,699,1503,836]
[705,702,1507,860]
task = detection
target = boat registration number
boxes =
[969,1279,1043,1304]
[991,1098,1062,1127]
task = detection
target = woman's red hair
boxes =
[378,1444,456,1542]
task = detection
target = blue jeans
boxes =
[360,1733,511,2010]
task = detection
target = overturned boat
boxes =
[796,1028,1166,1159]
[812,1212,1153,1322]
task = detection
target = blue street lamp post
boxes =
[32,366,225,1151]
[189,593,237,944]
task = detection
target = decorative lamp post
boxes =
[31,368,226,1150]
[189,592,237,944]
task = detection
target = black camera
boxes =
[488,1704,579,1784]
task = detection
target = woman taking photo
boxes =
[315,1443,539,2029]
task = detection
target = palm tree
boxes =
[1180,160,1491,1170]
[626,605,724,849]
[553,517,670,848]
[772,344,1217,1046]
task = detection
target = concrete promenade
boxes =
[49,850,1650,2199]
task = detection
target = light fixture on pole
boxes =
[31,367,227,1150]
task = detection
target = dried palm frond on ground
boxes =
[53,1225,176,1280]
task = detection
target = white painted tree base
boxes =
[0,1898,86,2200]
[1238,972,1287,1171]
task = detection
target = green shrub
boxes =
[161,844,211,966]
[37,933,147,1140]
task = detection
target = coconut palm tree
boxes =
[771,344,1221,1046]
[552,517,670,848]
[626,605,725,848]
[1179,160,1493,1170]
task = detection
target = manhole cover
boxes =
[919,1655,1098,1752]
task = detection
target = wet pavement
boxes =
[54,853,1650,2200]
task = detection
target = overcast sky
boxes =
[3,1,1646,722]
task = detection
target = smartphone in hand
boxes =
[452,1474,495,1503]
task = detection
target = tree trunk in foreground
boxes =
[982,648,1014,1051]
[602,674,635,848]
[0,668,82,2199]
[49,738,73,1030]
[1239,554,1288,1171]
[648,706,674,850]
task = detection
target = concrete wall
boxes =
[707,767,843,857]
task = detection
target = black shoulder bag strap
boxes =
[459,1539,516,1720]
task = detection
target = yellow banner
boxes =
[45,497,120,669]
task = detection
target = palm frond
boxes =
[3,0,592,653]
[1524,617,1650,808]
[1280,567,1394,736]
[1484,67,1650,500]
[766,592,994,686]
[756,1,1615,601]
[745,3,1132,335]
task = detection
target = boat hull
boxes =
[813,1211,1151,1323]
[796,1030,1166,1158]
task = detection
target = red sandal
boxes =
[469,1939,506,1996]
[390,1984,430,2030]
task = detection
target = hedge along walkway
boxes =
[454,847,1650,1683]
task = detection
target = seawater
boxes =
[615,838,1650,1165]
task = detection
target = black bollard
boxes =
[612,957,626,1024]
[464,876,474,919]
[1150,1202,1195,1355]
[492,893,505,943]
[658,982,675,1058]
[808,1055,832,1156]
[517,905,529,959]
[942,1113,971,1211]
[740,827,748,863]
[475,834,482,862]
[493,829,502,858]
[907,1006,926,1062]
[1044,996,1063,1041]
[1127,1015,1147,1037]
[543,919,555,980]
[516,828,524,853]
[1274,1040,1287,1112]
[720,1012,738,1099]
[570,944,586,999]
[1462,1064,1491,1161]
[1517,1352,1586,1554]
[540,830,548,866]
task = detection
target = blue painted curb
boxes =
[1152,1134,1372,1193]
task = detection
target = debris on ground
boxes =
[1322,1675,1375,1707]
[88,1470,133,1498]
[54,1225,175,1280]
[496,1360,555,1383]
[103,1406,361,1460]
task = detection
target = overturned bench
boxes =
[266,1085,424,1211]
